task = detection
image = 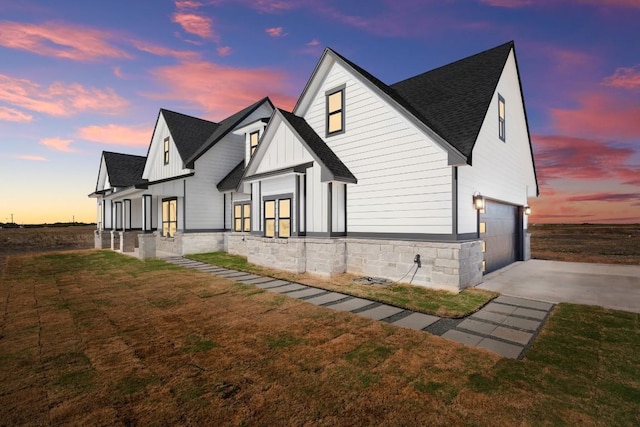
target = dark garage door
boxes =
[480,201,519,274]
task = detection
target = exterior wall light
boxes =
[524,205,532,215]
[473,193,485,210]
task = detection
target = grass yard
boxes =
[1,251,639,425]
[529,223,640,265]
[188,252,496,318]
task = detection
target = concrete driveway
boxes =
[478,260,640,314]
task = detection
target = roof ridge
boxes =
[160,108,219,125]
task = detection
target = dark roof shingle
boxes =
[391,41,514,159]
[279,109,356,183]
[102,151,147,188]
[330,41,514,162]
[185,97,273,168]
[217,161,245,192]
[160,109,220,164]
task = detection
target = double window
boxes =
[264,198,291,238]
[498,95,506,142]
[163,137,170,164]
[162,198,177,237]
[326,86,345,136]
[234,203,251,232]
[250,131,259,157]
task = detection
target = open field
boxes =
[1,251,639,425]
[529,223,640,265]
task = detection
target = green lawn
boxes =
[187,251,496,318]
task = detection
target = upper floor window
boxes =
[326,86,345,136]
[250,131,259,157]
[163,137,170,164]
[498,95,506,142]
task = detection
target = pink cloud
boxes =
[113,66,124,79]
[175,0,203,8]
[0,74,128,117]
[265,26,287,37]
[566,192,640,203]
[14,155,47,161]
[172,12,217,40]
[0,106,32,122]
[40,137,76,153]
[0,21,129,61]
[132,40,199,60]
[532,134,640,185]
[306,39,320,46]
[217,46,232,56]
[148,60,296,119]
[246,0,296,13]
[602,65,640,90]
[551,92,640,141]
[77,124,151,147]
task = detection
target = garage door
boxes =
[480,201,519,274]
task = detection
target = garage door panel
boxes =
[481,201,518,274]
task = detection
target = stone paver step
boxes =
[164,256,554,360]
[392,312,440,330]
[326,298,375,312]
[357,305,404,321]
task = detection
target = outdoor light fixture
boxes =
[524,205,532,215]
[473,193,485,210]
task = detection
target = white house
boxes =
[90,41,538,291]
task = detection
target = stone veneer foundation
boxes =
[230,235,484,292]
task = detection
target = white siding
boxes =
[332,183,346,233]
[143,114,193,182]
[186,133,244,230]
[457,51,537,234]
[255,120,314,174]
[303,61,453,235]
[306,164,329,233]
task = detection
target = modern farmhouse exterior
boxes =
[90,41,538,291]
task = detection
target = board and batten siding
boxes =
[144,114,193,182]
[303,60,453,235]
[457,50,537,234]
[255,118,314,174]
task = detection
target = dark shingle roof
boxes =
[102,151,147,188]
[391,41,514,159]
[217,161,245,192]
[160,109,220,165]
[185,97,273,168]
[279,109,357,183]
[330,41,514,162]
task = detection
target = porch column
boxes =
[123,199,131,230]
[142,194,152,231]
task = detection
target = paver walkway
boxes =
[163,257,553,359]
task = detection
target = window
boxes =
[326,87,344,135]
[264,197,292,238]
[234,203,251,232]
[264,200,276,238]
[498,95,506,142]
[278,199,291,238]
[163,137,170,164]
[250,131,259,157]
[162,198,177,237]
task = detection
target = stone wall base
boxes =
[242,235,483,291]
[94,230,111,249]
[523,232,531,261]
[226,233,249,257]
[138,233,156,259]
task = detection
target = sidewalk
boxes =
[164,256,553,359]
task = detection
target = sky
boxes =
[0,0,639,225]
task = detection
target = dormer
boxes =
[233,118,270,166]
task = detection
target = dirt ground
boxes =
[529,223,640,264]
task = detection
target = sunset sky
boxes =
[0,0,638,225]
